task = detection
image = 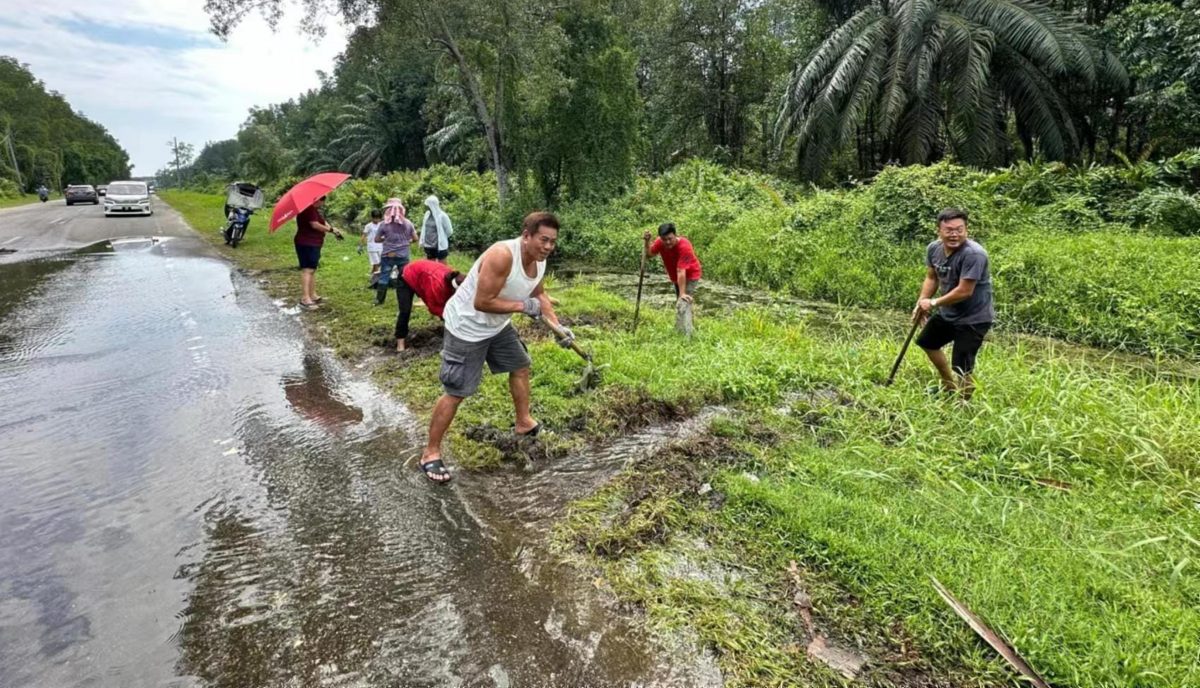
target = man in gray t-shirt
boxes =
[911,208,995,399]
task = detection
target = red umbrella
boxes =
[268,172,351,232]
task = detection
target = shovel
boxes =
[632,235,650,333]
[543,319,603,392]
[884,318,921,386]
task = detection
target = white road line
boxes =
[0,236,21,246]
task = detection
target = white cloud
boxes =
[0,0,347,175]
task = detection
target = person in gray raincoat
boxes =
[419,195,453,263]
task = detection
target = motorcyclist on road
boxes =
[36,185,48,201]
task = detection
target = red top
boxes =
[649,236,702,284]
[294,205,327,247]
[402,260,456,318]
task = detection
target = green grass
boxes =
[163,189,1200,687]
[0,193,58,209]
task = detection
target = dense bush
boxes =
[325,165,506,247]
[0,178,20,198]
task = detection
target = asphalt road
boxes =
[0,196,193,261]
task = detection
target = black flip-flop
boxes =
[515,424,540,438]
[420,458,452,484]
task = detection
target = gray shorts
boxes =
[439,325,532,397]
[673,279,701,298]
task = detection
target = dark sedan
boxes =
[65,185,99,205]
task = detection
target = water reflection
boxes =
[0,237,719,687]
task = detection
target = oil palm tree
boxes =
[777,0,1126,177]
[330,79,400,177]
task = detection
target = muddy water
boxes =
[0,237,720,687]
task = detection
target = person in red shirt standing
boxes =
[394,259,465,352]
[644,222,702,303]
[294,196,343,309]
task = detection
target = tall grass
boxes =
[269,159,1200,357]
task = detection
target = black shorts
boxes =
[295,244,321,270]
[916,315,992,375]
[423,247,449,260]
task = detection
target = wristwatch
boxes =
[930,297,939,308]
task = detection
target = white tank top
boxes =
[444,238,546,342]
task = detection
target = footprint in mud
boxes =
[464,425,564,464]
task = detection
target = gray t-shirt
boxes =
[422,214,439,249]
[925,239,995,325]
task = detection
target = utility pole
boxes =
[172,137,182,188]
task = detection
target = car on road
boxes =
[65,185,99,205]
[103,181,152,217]
[97,185,107,197]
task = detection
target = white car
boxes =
[104,181,152,217]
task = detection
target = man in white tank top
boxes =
[419,212,575,483]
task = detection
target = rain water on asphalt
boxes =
[0,236,722,688]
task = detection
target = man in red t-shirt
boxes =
[644,222,702,302]
[294,197,343,309]
[394,259,464,352]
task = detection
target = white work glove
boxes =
[555,326,575,349]
[521,297,542,318]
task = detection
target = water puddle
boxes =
[0,237,723,687]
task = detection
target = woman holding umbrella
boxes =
[294,196,344,309]
[270,173,353,310]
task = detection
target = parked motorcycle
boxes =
[222,182,264,249]
[224,206,253,247]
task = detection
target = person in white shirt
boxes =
[418,211,574,484]
[358,208,383,285]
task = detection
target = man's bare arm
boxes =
[933,278,976,307]
[473,245,526,315]
[531,281,561,328]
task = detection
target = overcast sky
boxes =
[0,0,347,175]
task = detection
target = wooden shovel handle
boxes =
[543,318,590,362]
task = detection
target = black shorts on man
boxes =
[917,315,992,375]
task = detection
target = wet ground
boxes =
[0,202,722,687]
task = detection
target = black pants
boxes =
[394,277,416,340]
[916,314,992,376]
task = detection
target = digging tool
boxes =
[884,318,922,386]
[632,235,650,333]
[543,319,603,392]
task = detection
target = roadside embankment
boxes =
[164,189,1200,687]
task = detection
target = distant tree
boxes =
[167,139,196,186]
[192,139,243,177]
[237,124,292,183]
[0,57,130,189]
[1106,0,1200,157]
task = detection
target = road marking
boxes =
[0,236,21,246]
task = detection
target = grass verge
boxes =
[0,193,58,209]
[164,189,1200,687]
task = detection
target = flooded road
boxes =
[0,213,720,687]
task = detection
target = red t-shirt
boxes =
[402,260,456,318]
[649,236,702,284]
[295,205,327,247]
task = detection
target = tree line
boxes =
[0,58,131,194]
[169,0,1200,201]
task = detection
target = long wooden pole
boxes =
[632,235,649,333]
